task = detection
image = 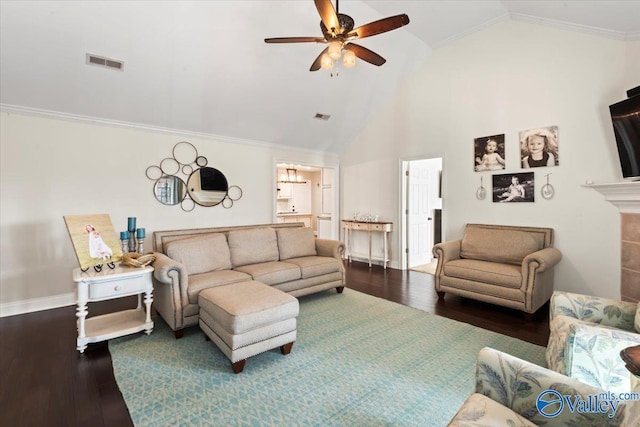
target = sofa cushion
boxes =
[285,256,341,279]
[187,270,252,304]
[165,233,231,275]
[199,280,299,335]
[444,259,522,288]
[227,227,279,268]
[460,227,544,265]
[635,303,640,333]
[276,227,317,260]
[545,314,588,374]
[234,261,301,285]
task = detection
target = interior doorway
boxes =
[274,161,339,241]
[400,156,443,271]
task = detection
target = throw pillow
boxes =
[277,227,317,260]
[165,233,231,275]
[460,226,544,265]
[227,227,279,267]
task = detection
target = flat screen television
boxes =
[609,87,640,181]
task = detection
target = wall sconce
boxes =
[286,168,298,182]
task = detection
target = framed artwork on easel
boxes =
[64,214,123,270]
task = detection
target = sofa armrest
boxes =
[432,240,461,290]
[475,347,626,425]
[565,323,640,393]
[315,238,345,260]
[153,252,186,283]
[550,291,637,331]
[522,247,562,273]
[432,240,461,264]
[152,252,189,302]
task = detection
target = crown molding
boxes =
[626,31,640,41]
[0,103,336,156]
[431,13,511,48]
[510,12,632,41]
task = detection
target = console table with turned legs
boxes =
[341,220,393,269]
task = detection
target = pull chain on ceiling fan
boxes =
[264,0,410,72]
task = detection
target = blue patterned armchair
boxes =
[545,291,640,394]
[447,347,627,426]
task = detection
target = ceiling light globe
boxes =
[343,49,356,68]
[328,41,342,60]
[320,53,333,70]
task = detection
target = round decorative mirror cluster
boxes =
[146,141,242,212]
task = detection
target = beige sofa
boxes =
[432,224,562,319]
[152,223,345,338]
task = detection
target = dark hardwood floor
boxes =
[0,261,549,426]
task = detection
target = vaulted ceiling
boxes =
[1,1,639,154]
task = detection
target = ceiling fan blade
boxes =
[314,0,340,35]
[264,37,326,44]
[310,46,329,72]
[345,14,410,39]
[344,43,386,66]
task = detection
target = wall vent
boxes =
[86,53,124,71]
[314,113,330,121]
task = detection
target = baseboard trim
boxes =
[347,255,399,270]
[0,293,76,318]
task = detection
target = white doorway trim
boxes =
[399,154,444,270]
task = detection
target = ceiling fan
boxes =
[264,0,410,71]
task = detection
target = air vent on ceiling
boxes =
[314,113,330,121]
[86,53,124,71]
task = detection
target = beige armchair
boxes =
[432,224,562,319]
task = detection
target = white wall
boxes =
[0,112,337,314]
[341,20,640,299]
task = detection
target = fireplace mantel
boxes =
[586,181,640,213]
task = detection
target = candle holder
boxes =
[123,219,145,254]
[128,234,137,253]
[127,217,137,252]
[136,237,145,254]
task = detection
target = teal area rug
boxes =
[110,289,546,426]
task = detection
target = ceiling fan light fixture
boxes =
[328,41,342,60]
[343,49,356,68]
[320,53,333,70]
[265,1,410,72]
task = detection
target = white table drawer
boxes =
[351,222,369,230]
[89,275,147,299]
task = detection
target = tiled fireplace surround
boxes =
[590,182,640,303]
[622,212,640,302]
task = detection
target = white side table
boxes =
[73,264,154,353]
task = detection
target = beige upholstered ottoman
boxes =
[198,280,299,373]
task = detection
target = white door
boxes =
[291,182,311,213]
[406,159,439,268]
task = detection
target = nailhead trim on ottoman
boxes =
[199,280,299,373]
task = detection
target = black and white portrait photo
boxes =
[474,134,505,172]
[492,172,535,203]
[520,126,559,168]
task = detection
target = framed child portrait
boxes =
[520,126,559,168]
[474,134,505,172]
[64,214,123,270]
[492,172,535,203]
